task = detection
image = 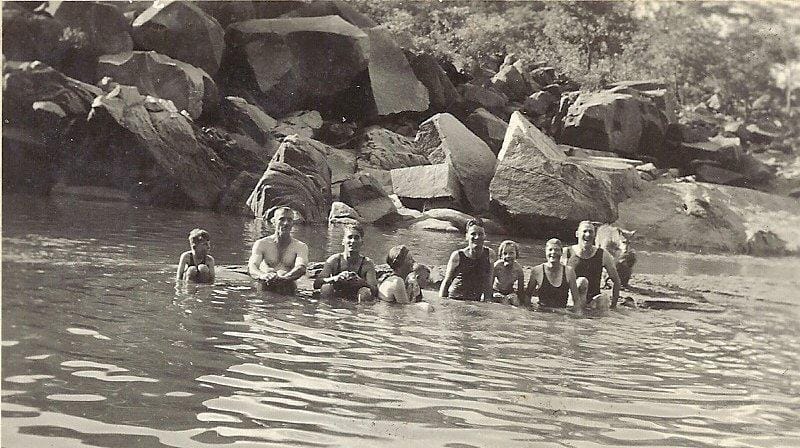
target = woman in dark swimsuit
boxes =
[315,224,377,302]
[527,238,580,312]
[440,219,495,301]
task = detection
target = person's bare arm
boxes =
[279,241,308,281]
[206,255,216,282]
[515,264,526,304]
[394,277,411,304]
[565,266,582,314]
[248,240,275,280]
[439,251,460,298]
[602,251,621,308]
[482,248,496,302]
[176,252,189,281]
[526,265,541,301]
[314,255,339,289]
[363,260,378,297]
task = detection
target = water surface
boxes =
[3,194,799,447]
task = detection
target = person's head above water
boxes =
[465,218,486,248]
[188,228,211,256]
[387,245,414,275]
[576,220,596,245]
[498,240,519,264]
[342,223,364,254]
[545,238,562,262]
[268,206,296,239]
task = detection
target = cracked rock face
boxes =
[490,112,618,236]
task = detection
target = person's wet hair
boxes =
[546,238,563,248]
[345,223,364,238]
[577,220,595,231]
[188,228,210,244]
[498,240,519,257]
[267,206,296,222]
[466,218,484,231]
[387,245,409,270]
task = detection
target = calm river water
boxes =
[3,193,799,447]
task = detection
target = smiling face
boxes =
[576,222,596,245]
[191,238,210,258]
[342,227,363,254]
[466,225,486,249]
[545,239,562,263]
[271,208,294,239]
[500,245,517,265]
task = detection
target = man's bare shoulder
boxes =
[253,236,276,248]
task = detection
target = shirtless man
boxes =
[562,221,621,313]
[248,206,309,294]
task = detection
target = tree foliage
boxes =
[352,1,800,118]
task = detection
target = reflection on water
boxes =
[3,194,800,447]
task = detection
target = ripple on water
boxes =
[46,394,106,402]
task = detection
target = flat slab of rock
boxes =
[98,51,218,120]
[133,0,225,76]
[491,112,618,236]
[410,218,460,233]
[273,110,323,139]
[390,163,456,209]
[416,113,497,212]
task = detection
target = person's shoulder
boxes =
[513,261,524,272]
[293,238,309,250]
[325,253,341,263]
[253,236,273,247]
[179,250,192,260]
[206,254,215,263]
[493,259,505,268]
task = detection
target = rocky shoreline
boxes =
[4,1,799,256]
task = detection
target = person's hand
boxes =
[260,272,277,282]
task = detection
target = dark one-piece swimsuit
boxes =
[537,264,569,308]
[332,254,367,300]
[568,247,604,303]
[448,247,491,301]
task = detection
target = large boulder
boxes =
[339,173,397,223]
[559,91,667,159]
[132,0,225,76]
[410,218,460,233]
[2,7,67,67]
[523,91,557,117]
[464,108,508,155]
[222,16,368,116]
[98,51,219,119]
[82,82,226,207]
[570,156,645,203]
[615,182,800,254]
[273,110,324,139]
[247,135,333,223]
[3,61,103,193]
[356,126,429,171]
[408,53,461,112]
[364,27,429,116]
[329,201,362,224]
[457,83,508,116]
[415,113,497,212]
[606,80,677,123]
[490,62,530,102]
[197,126,274,175]
[490,112,618,236]
[51,1,133,57]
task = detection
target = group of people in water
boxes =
[177,206,622,314]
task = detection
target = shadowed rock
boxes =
[132,0,225,76]
[98,51,218,119]
[280,0,376,28]
[223,16,369,117]
[560,91,667,158]
[247,135,332,223]
[356,127,429,171]
[408,53,461,112]
[415,113,497,212]
[339,173,397,223]
[464,108,508,155]
[364,27,429,116]
[51,1,133,57]
[83,83,226,207]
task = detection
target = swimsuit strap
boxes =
[357,255,365,277]
[336,254,342,273]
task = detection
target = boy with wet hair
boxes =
[315,223,377,302]
[177,228,215,283]
[492,240,525,305]
[440,218,496,301]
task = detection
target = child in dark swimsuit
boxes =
[176,229,215,283]
[492,240,526,305]
[440,219,495,301]
[315,224,377,302]
[527,238,580,313]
